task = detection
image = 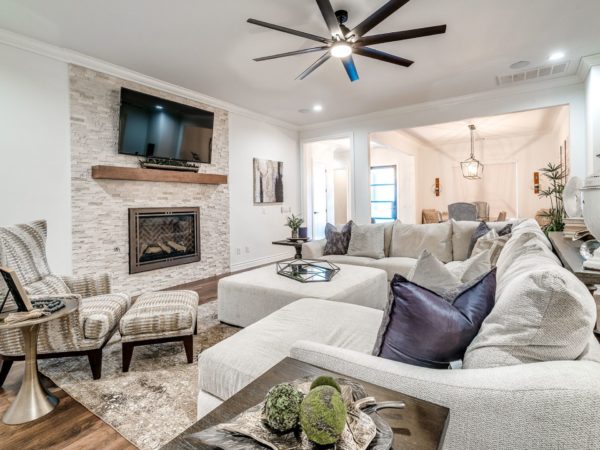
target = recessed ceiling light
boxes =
[312,104,323,112]
[510,60,530,70]
[549,51,565,61]
[155,105,164,110]
[330,42,352,58]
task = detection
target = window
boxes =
[370,165,397,223]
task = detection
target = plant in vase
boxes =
[285,214,304,239]
[538,162,566,234]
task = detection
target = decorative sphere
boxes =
[263,383,304,432]
[300,386,347,445]
[310,376,341,393]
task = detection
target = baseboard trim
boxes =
[231,252,290,272]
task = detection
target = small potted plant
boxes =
[285,214,304,239]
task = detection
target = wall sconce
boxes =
[533,172,540,194]
[434,178,441,197]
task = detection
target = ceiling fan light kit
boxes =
[248,0,447,82]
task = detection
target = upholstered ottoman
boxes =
[119,290,198,372]
[218,264,388,327]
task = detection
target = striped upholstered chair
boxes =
[0,220,130,385]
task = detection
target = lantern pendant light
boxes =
[461,124,484,180]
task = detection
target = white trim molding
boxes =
[230,252,291,272]
[0,28,299,131]
[577,53,600,81]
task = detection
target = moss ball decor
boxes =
[262,383,304,432]
[310,376,342,393]
[300,386,347,445]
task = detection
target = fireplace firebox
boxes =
[129,207,200,274]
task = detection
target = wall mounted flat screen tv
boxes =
[118,88,214,164]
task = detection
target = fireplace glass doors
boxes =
[129,207,200,274]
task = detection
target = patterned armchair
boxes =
[0,220,129,385]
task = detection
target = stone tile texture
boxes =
[69,65,230,296]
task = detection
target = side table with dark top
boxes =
[0,298,78,424]
[162,357,449,450]
[272,239,311,259]
[548,232,600,336]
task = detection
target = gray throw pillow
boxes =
[347,223,385,259]
[323,221,353,255]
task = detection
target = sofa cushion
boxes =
[369,257,417,280]
[383,221,397,257]
[471,229,511,266]
[373,270,496,369]
[390,222,453,263]
[445,249,492,283]
[408,250,463,296]
[323,221,353,256]
[464,266,599,369]
[452,220,512,261]
[81,293,130,340]
[347,223,385,259]
[320,254,375,267]
[199,299,382,401]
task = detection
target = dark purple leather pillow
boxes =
[373,269,497,369]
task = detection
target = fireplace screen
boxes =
[129,207,200,274]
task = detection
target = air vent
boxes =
[496,61,570,86]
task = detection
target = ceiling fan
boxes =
[247,0,447,82]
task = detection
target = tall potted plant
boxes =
[285,214,304,239]
[538,162,566,234]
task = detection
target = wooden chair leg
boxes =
[0,359,14,387]
[87,349,103,380]
[122,343,134,373]
[183,335,194,364]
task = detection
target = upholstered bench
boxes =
[119,290,198,372]
[218,263,388,327]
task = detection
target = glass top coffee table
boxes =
[162,358,449,450]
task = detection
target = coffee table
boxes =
[162,358,449,450]
[0,298,78,425]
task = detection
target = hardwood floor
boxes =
[0,273,224,450]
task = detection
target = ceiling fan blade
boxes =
[315,0,343,38]
[348,0,411,38]
[296,53,332,80]
[356,25,447,46]
[341,56,360,82]
[353,47,413,67]
[247,19,331,44]
[254,47,329,62]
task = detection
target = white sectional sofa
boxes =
[197,220,600,449]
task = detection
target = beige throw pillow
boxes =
[471,229,511,266]
[390,222,453,262]
[347,223,385,259]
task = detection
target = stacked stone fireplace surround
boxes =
[69,65,230,296]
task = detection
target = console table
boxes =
[548,232,600,334]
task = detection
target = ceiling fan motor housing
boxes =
[335,10,349,25]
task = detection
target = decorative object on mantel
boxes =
[276,259,340,283]
[581,158,600,271]
[254,158,283,204]
[537,162,566,234]
[91,165,227,185]
[285,214,305,239]
[187,376,404,450]
[140,156,200,172]
[461,124,484,180]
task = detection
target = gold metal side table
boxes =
[0,298,78,425]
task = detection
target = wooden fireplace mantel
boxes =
[91,165,227,185]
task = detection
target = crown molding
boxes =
[0,28,299,132]
[576,53,600,81]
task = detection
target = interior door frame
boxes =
[300,132,355,238]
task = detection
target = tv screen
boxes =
[118,88,214,164]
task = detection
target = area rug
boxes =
[39,300,239,450]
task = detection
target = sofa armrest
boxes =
[290,341,600,449]
[302,239,326,259]
[61,273,112,297]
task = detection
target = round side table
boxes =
[0,298,78,425]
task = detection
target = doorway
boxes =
[302,137,352,239]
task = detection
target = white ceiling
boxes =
[400,105,568,146]
[1,0,599,126]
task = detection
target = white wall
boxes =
[0,43,72,273]
[587,66,600,173]
[300,81,587,224]
[229,113,300,271]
